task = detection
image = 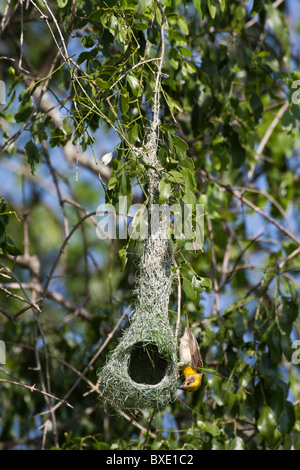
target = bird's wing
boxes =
[184,312,203,370]
[188,328,203,370]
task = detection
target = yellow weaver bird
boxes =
[177,313,252,396]
[178,312,203,392]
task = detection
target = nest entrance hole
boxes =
[128,342,168,385]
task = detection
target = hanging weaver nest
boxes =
[97,15,178,412]
[97,211,178,412]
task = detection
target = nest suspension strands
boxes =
[97,5,178,413]
[97,140,178,412]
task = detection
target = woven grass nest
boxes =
[97,215,178,413]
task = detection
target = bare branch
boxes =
[173,257,182,341]
[202,170,300,247]
[207,216,220,315]
[0,378,73,408]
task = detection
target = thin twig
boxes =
[6,341,97,391]
[245,100,289,186]
[220,233,263,288]
[0,0,18,34]
[245,0,285,29]
[42,141,69,236]
[202,170,300,247]
[42,211,97,298]
[142,408,156,448]
[119,411,157,440]
[279,245,300,270]
[0,286,41,311]
[217,100,290,288]
[219,229,234,289]
[0,378,73,408]
[173,257,182,341]
[40,0,69,61]
[108,57,162,91]
[207,216,220,315]
[39,305,131,414]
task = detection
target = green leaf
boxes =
[250,93,263,122]
[50,128,66,148]
[218,0,226,12]
[57,0,69,7]
[227,436,246,450]
[279,298,298,334]
[182,274,206,302]
[108,175,118,190]
[130,122,140,143]
[291,103,300,121]
[98,442,111,450]
[134,20,149,31]
[15,91,33,123]
[269,331,281,364]
[192,274,211,292]
[164,92,183,114]
[24,140,40,175]
[251,0,263,15]
[107,15,118,36]
[95,78,110,90]
[181,167,196,192]
[279,401,295,435]
[171,46,183,67]
[120,92,129,114]
[119,248,128,271]
[281,111,295,131]
[180,47,192,58]
[257,406,276,437]
[182,61,197,78]
[81,34,95,48]
[182,277,197,302]
[197,420,220,437]
[1,237,23,256]
[177,17,189,35]
[173,135,188,159]
[224,126,246,168]
[159,178,172,204]
[193,0,205,19]
[257,406,281,446]
[280,333,293,361]
[223,296,255,315]
[118,173,132,196]
[199,276,212,289]
[127,74,140,96]
[167,170,183,183]
[0,198,9,243]
[141,0,152,13]
[77,48,98,65]
[62,118,72,135]
[115,21,129,54]
[208,0,217,19]
[170,30,187,47]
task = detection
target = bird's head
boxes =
[178,373,202,392]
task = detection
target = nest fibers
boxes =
[97,204,178,413]
[97,101,178,412]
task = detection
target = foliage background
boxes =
[0,0,300,450]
